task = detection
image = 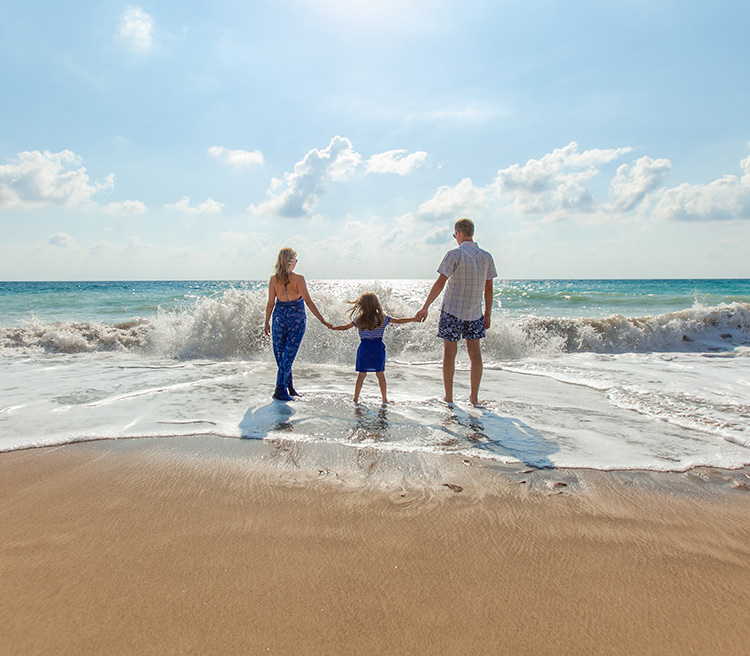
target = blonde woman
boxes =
[264,248,330,400]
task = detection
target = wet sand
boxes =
[2,436,750,655]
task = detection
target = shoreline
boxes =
[3,436,750,655]
[4,432,750,498]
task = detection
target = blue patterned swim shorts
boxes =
[437,311,486,342]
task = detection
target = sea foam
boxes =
[2,287,748,361]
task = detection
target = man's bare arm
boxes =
[483,278,494,329]
[415,274,448,322]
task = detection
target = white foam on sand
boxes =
[2,351,749,473]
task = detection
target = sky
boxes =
[1,0,749,280]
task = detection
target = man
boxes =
[415,218,497,405]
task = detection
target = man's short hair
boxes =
[454,218,474,237]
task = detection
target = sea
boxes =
[1,279,749,475]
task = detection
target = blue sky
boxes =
[1,0,749,280]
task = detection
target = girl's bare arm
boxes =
[389,316,419,324]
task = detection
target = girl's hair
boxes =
[274,247,297,285]
[348,292,384,331]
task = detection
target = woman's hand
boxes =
[264,323,271,336]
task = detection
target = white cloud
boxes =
[494,142,632,215]
[407,104,510,124]
[166,197,223,214]
[652,156,750,222]
[127,236,152,251]
[421,225,453,245]
[249,136,361,217]
[220,231,262,245]
[118,6,154,53]
[408,143,676,224]
[90,240,114,255]
[413,177,489,222]
[608,156,671,211]
[104,200,148,215]
[365,149,429,175]
[508,223,544,240]
[48,232,74,247]
[0,150,114,210]
[219,231,272,259]
[208,146,264,169]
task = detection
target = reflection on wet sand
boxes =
[350,404,390,443]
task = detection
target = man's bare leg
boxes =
[466,339,483,405]
[442,339,458,404]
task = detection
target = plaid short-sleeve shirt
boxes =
[438,241,497,321]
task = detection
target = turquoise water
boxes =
[0,280,262,324]
[495,279,750,318]
[1,279,748,325]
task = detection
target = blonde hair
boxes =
[348,292,384,331]
[274,247,297,285]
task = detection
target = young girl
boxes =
[330,292,417,404]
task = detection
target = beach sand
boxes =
[2,436,750,655]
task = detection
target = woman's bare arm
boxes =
[298,275,330,327]
[264,277,277,336]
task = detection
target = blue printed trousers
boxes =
[271,298,306,400]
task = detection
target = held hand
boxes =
[415,308,428,322]
[324,321,333,329]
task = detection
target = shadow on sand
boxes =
[240,401,298,439]
[239,398,557,469]
[439,405,557,469]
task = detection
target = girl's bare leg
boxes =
[375,371,388,404]
[354,372,367,403]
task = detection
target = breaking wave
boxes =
[1,287,748,361]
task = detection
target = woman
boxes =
[264,247,330,400]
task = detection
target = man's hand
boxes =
[484,314,491,330]
[415,308,428,322]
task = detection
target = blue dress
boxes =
[272,297,306,400]
[355,316,391,372]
